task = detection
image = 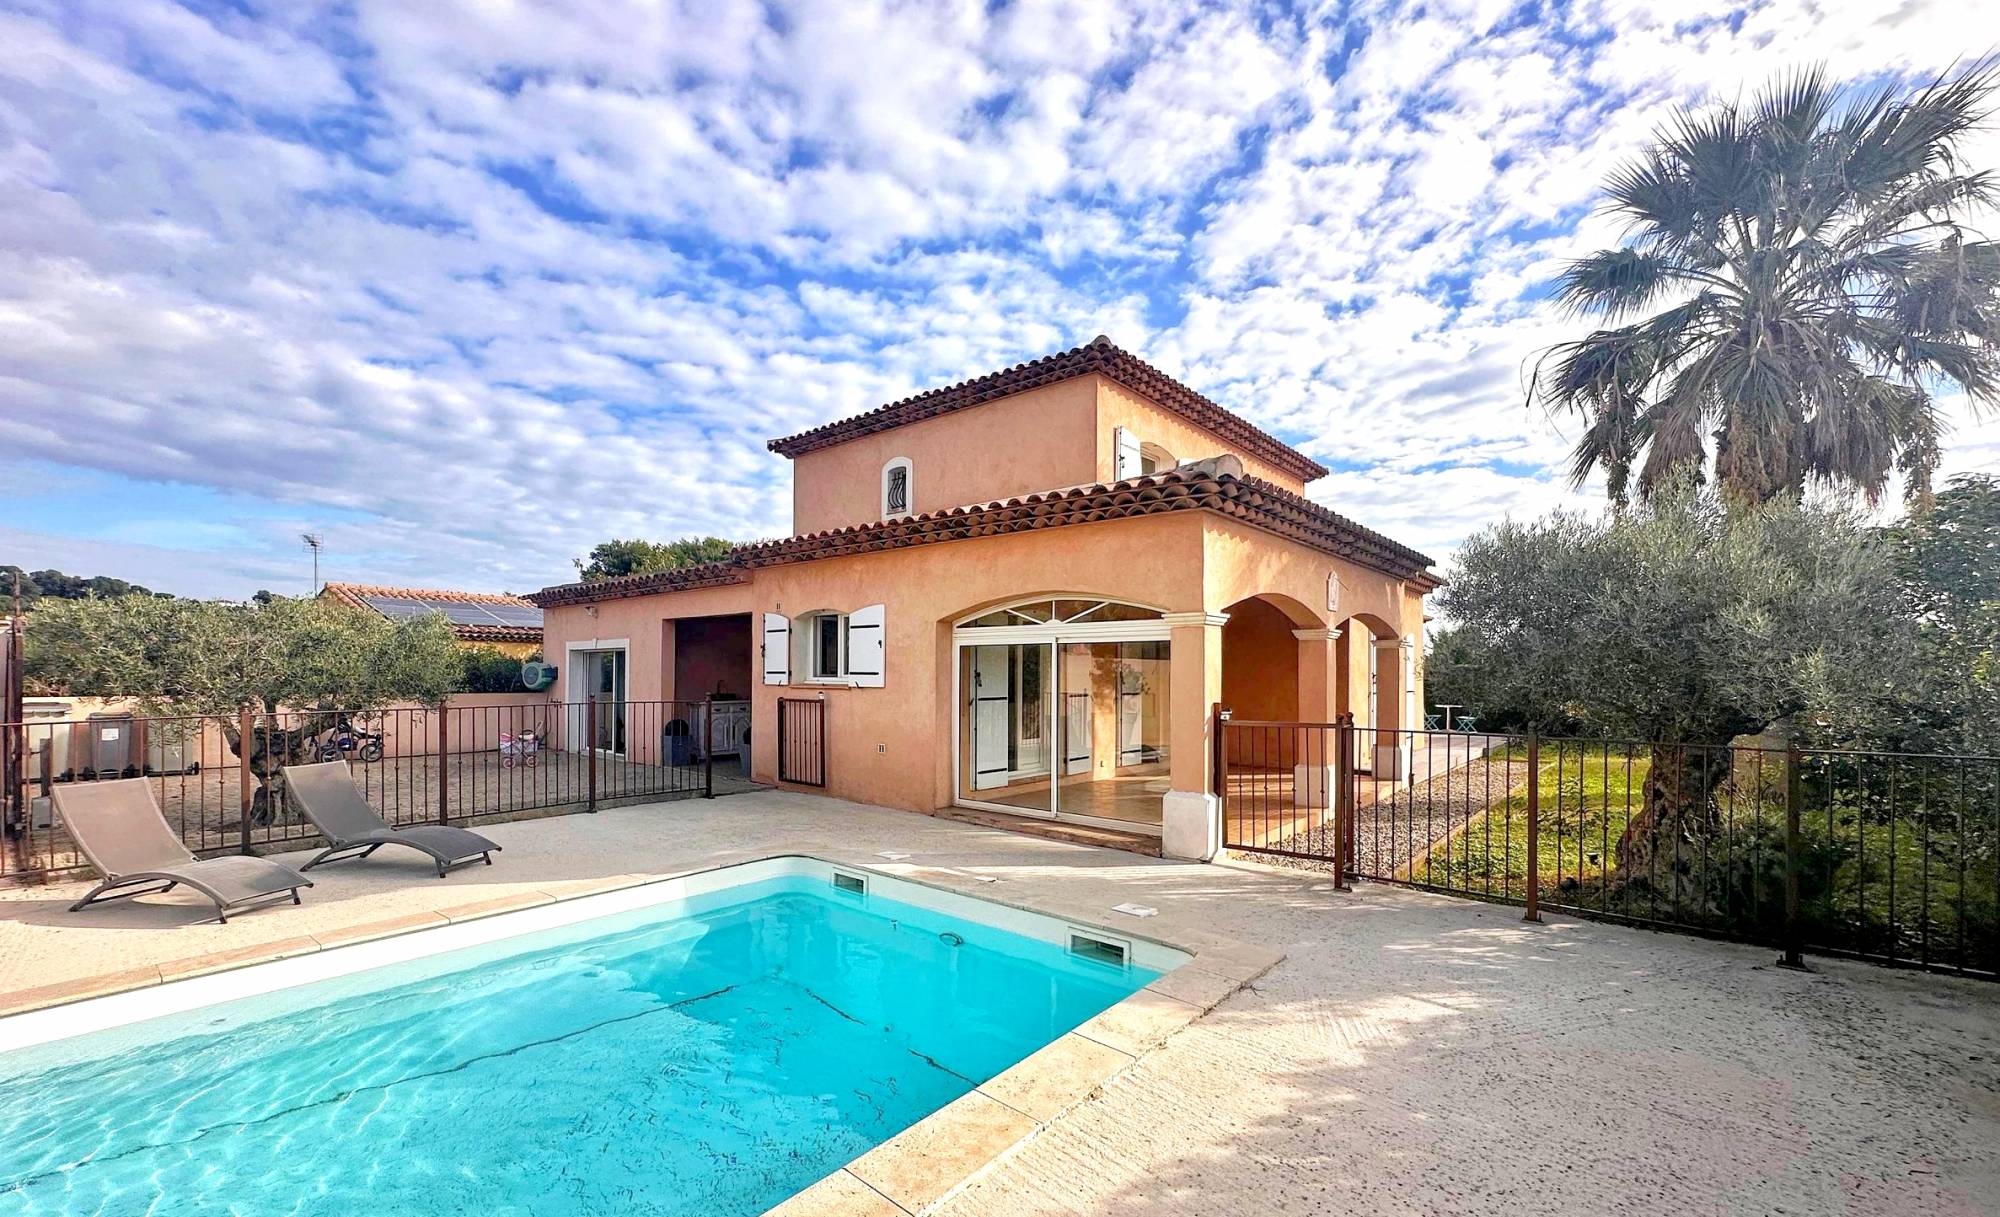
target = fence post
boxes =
[1778,743,1808,970]
[237,707,254,855]
[1523,729,1541,923]
[437,707,450,826]
[586,694,598,813]
[1333,713,1353,892]
[704,698,715,799]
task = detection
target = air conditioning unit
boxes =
[1180,454,1246,479]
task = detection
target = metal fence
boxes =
[1,698,754,883]
[1219,713,1999,980]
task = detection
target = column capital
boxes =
[1161,611,1230,628]
[1292,627,1341,641]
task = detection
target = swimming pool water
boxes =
[0,872,1160,1216]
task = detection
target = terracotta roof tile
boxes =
[529,470,1437,607]
[766,336,1330,483]
[528,563,750,609]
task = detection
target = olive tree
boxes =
[1438,483,1908,879]
[25,594,463,821]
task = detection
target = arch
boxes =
[1220,597,1301,730]
[1336,610,1400,641]
[1138,441,1176,475]
[1222,591,1323,630]
[952,594,1167,628]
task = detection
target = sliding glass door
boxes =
[952,600,1172,834]
[957,643,1053,813]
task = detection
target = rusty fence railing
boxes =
[1218,714,1999,980]
[1,699,752,884]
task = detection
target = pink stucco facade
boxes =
[533,343,1435,860]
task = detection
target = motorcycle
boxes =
[320,716,385,763]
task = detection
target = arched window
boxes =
[1139,443,1175,476]
[881,457,913,519]
[956,598,1166,628]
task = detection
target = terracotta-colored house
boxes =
[530,337,1438,860]
[321,583,543,659]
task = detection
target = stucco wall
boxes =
[744,511,1209,813]
[785,373,1318,536]
[536,507,1430,824]
[1094,379,1307,493]
[1201,516,1426,730]
[787,377,1100,534]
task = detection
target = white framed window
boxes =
[1139,442,1175,475]
[789,604,887,687]
[882,457,913,519]
[799,611,846,680]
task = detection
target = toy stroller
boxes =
[499,730,540,768]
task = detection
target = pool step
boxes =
[936,808,1162,857]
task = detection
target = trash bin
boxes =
[664,719,692,766]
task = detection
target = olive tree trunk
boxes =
[1615,742,1732,906]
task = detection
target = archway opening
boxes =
[1221,596,1304,771]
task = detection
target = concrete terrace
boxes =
[1,791,1996,1217]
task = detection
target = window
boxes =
[783,604,886,688]
[957,598,1165,628]
[882,457,913,519]
[1139,442,1175,476]
[806,612,845,679]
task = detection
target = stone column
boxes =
[1292,627,1341,807]
[1162,612,1226,861]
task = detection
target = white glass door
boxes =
[585,649,626,754]
[958,643,1054,814]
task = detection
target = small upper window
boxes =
[809,612,844,679]
[882,457,913,519]
[1139,443,1175,476]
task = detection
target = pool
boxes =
[0,858,1181,1216]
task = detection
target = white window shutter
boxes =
[1114,426,1141,480]
[762,613,790,685]
[847,604,885,687]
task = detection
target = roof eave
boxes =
[766,338,1329,483]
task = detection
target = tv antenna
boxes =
[302,533,324,593]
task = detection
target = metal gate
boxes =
[1217,710,1354,880]
[777,696,827,787]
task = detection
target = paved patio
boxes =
[2,791,1996,1216]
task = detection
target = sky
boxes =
[1,0,1995,600]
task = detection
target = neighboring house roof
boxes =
[765,336,1331,484]
[528,469,1439,609]
[320,582,543,645]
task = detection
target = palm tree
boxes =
[1535,63,2000,508]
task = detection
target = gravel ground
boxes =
[1249,758,1530,881]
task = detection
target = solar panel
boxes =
[360,595,436,620]
[357,594,540,630]
[486,604,544,627]
[438,603,504,626]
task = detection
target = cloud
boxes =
[0,0,1985,597]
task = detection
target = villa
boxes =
[530,337,1439,859]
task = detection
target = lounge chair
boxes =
[282,760,500,878]
[52,779,311,923]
